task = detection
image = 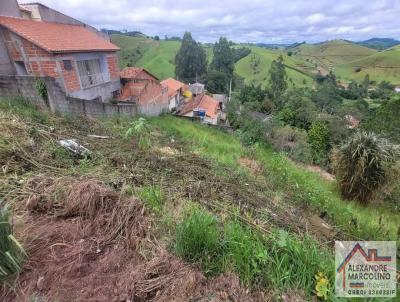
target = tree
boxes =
[154,35,160,40]
[363,96,400,143]
[175,32,207,83]
[278,89,317,130]
[333,131,399,203]
[206,37,235,94]
[362,74,370,92]
[210,37,235,76]
[312,80,342,114]
[268,55,288,107]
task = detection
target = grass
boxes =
[137,185,164,214]
[173,205,334,298]
[235,46,314,87]
[152,115,399,241]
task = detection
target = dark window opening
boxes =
[14,61,27,75]
[63,60,73,70]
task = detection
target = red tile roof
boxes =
[161,78,186,98]
[178,93,219,118]
[120,67,158,80]
[0,16,119,53]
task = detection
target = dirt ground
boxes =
[0,180,266,302]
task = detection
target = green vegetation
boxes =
[0,203,27,284]
[138,185,164,214]
[153,115,398,240]
[175,32,207,82]
[333,131,399,203]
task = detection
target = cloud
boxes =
[19,0,400,43]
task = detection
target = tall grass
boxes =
[153,115,399,240]
[138,185,164,214]
[0,203,26,284]
[174,206,220,271]
[174,207,334,298]
[0,97,48,124]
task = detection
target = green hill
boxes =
[335,45,400,85]
[292,40,377,70]
[235,46,314,87]
[111,34,180,79]
[355,38,400,50]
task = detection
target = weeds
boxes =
[0,97,48,124]
[138,185,164,214]
[174,206,220,267]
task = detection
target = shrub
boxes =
[0,203,27,284]
[272,126,313,163]
[175,206,220,265]
[333,131,399,203]
[308,122,330,166]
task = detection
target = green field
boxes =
[335,45,400,85]
[235,45,314,87]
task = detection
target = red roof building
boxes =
[119,67,169,116]
[0,14,121,102]
[176,93,220,125]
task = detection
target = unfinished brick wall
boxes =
[106,54,119,80]
[137,81,169,116]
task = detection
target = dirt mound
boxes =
[1,179,262,302]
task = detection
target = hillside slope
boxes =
[235,46,314,87]
[335,45,400,84]
[292,40,377,70]
[1,98,399,301]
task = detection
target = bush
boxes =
[0,203,27,284]
[175,206,220,265]
[308,122,330,166]
[272,126,313,163]
[333,131,399,203]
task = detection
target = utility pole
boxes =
[228,78,232,103]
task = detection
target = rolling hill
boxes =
[235,45,314,87]
[291,40,377,70]
[335,45,400,85]
[355,38,400,50]
[112,34,313,87]
[112,35,399,87]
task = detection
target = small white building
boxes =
[395,87,400,93]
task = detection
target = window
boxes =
[77,59,103,88]
[63,60,73,70]
[14,61,27,75]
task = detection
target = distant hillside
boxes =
[355,38,400,50]
[335,45,400,85]
[291,40,377,70]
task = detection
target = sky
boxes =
[19,0,400,44]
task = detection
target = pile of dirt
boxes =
[1,179,263,302]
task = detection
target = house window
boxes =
[63,60,73,70]
[77,59,103,88]
[14,61,27,75]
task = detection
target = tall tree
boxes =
[206,37,235,94]
[210,37,234,75]
[175,32,207,83]
[268,55,288,106]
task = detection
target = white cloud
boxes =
[18,0,400,43]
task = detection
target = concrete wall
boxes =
[0,75,137,118]
[0,0,21,17]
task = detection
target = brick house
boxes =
[160,78,187,111]
[0,15,121,102]
[119,67,169,116]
